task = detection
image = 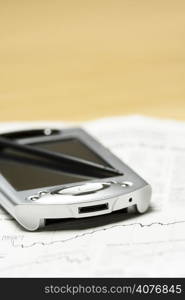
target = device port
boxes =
[78,203,109,214]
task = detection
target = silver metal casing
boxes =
[0,128,152,231]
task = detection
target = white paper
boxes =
[0,115,185,277]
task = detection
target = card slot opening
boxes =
[78,203,109,214]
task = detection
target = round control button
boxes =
[28,195,40,201]
[120,181,133,187]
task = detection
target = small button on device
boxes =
[28,195,40,201]
[27,191,48,201]
[38,191,48,197]
[120,181,133,188]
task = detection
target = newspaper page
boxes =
[0,116,185,277]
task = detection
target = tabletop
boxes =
[0,0,185,122]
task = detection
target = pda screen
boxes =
[0,138,110,191]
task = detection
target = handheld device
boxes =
[0,127,152,231]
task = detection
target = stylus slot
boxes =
[78,203,109,214]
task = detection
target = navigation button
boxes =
[53,182,111,196]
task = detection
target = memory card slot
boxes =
[78,203,109,214]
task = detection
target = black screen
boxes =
[0,138,109,191]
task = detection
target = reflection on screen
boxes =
[0,138,110,191]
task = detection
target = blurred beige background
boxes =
[0,0,185,121]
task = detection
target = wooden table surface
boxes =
[0,0,185,122]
